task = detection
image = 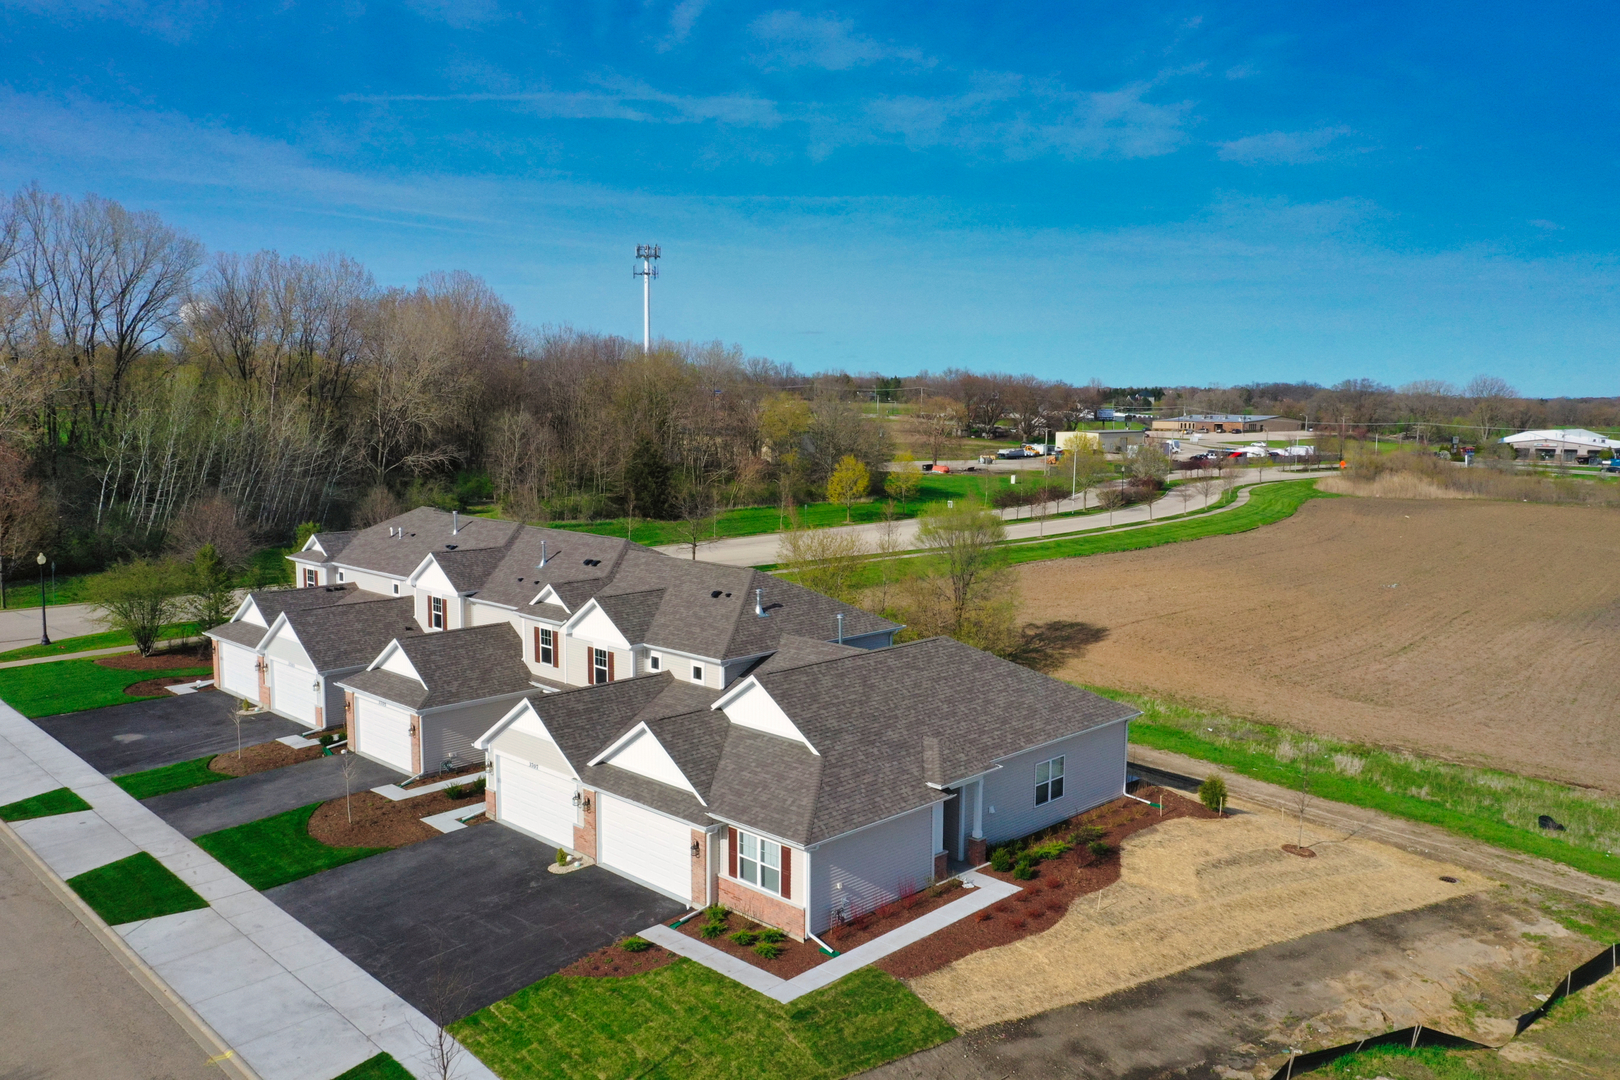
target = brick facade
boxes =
[718,878,806,940]
[967,837,987,866]
[934,851,948,881]
[211,641,221,689]
[343,692,354,742]
[257,659,271,708]
[573,788,598,859]
[690,829,709,908]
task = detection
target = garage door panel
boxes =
[356,697,414,773]
[496,753,576,847]
[219,644,259,700]
[270,659,318,726]
[598,794,692,904]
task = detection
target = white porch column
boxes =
[971,777,985,840]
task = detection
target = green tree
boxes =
[1199,774,1228,814]
[779,518,869,604]
[623,436,674,520]
[826,455,871,522]
[1129,443,1173,519]
[895,501,1018,654]
[883,453,922,508]
[186,544,237,634]
[86,559,189,657]
[1063,438,1112,510]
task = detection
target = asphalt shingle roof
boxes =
[341,623,535,710]
[280,597,421,672]
[206,621,270,648]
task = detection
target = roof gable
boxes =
[408,555,461,596]
[713,679,818,754]
[565,599,632,649]
[590,723,701,800]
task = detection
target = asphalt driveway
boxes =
[266,823,686,1018]
[34,693,302,776]
[143,754,406,837]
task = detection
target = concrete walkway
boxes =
[0,699,497,1080]
[656,469,1336,567]
[640,870,1022,1003]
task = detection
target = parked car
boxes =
[996,447,1028,459]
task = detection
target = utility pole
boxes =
[634,244,660,354]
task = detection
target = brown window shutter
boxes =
[779,843,791,899]
[533,627,540,663]
[586,654,593,684]
[728,828,738,877]
[552,631,560,667]
[607,652,615,682]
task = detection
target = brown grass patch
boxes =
[307,789,484,849]
[122,676,215,697]
[208,741,322,777]
[96,649,209,671]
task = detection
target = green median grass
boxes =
[329,1053,413,1080]
[113,755,229,800]
[66,851,208,925]
[0,622,199,663]
[451,959,955,1080]
[0,657,213,718]
[0,786,92,822]
[195,802,389,890]
[1110,688,1620,884]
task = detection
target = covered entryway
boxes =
[269,659,319,727]
[494,754,577,848]
[354,695,415,773]
[597,793,692,904]
[218,643,260,700]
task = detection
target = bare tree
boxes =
[414,948,472,1080]
[341,750,360,824]
[779,519,869,604]
[1465,375,1516,444]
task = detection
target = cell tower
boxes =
[634,244,660,354]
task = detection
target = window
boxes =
[592,648,610,684]
[429,596,445,630]
[392,583,400,595]
[691,663,703,683]
[303,568,317,587]
[648,654,660,671]
[1035,755,1065,806]
[737,831,781,894]
[536,627,555,666]
[336,570,345,582]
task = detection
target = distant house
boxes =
[1150,414,1295,434]
[1501,429,1620,462]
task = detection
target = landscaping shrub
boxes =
[1028,838,1072,861]
[556,847,569,866]
[1011,860,1036,880]
[729,930,759,946]
[759,928,787,944]
[445,778,486,800]
[620,937,651,953]
[700,920,727,939]
[1088,840,1112,858]
[1074,825,1105,845]
[753,941,783,960]
[1199,774,1228,813]
[975,910,993,922]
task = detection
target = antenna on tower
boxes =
[634,244,661,354]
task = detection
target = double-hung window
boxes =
[1035,755,1065,806]
[536,627,555,666]
[429,596,446,630]
[592,648,610,684]
[737,831,782,894]
[304,568,318,587]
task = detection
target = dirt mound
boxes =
[307,789,484,849]
[209,741,321,777]
[1018,496,1620,792]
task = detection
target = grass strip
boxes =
[0,658,213,718]
[0,622,199,663]
[195,802,389,891]
[328,1052,413,1080]
[1107,688,1620,884]
[66,851,208,925]
[452,959,954,1080]
[0,786,92,822]
[113,756,229,800]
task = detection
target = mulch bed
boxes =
[678,909,832,978]
[401,761,485,788]
[122,675,215,697]
[876,787,1220,979]
[208,741,323,777]
[306,788,485,849]
[96,649,210,671]
[819,877,967,953]
[1282,844,1317,858]
[557,939,678,978]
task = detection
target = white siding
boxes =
[807,805,935,934]
[469,602,517,629]
[262,626,312,667]
[596,727,697,795]
[719,683,814,750]
[337,569,398,596]
[977,720,1127,844]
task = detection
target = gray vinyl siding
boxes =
[423,697,530,772]
[322,677,348,731]
[841,630,896,650]
[808,805,935,934]
[978,720,1128,844]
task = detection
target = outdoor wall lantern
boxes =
[690,840,701,859]
[572,792,591,811]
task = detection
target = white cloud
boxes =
[343,82,784,128]
[1217,125,1352,165]
[1529,219,1563,231]
[659,0,709,50]
[749,10,925,70]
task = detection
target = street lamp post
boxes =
[36,552,50,645]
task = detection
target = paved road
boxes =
[658,469,1334,567]
[35,693,301,776]
[0,827,221,1080]
[144,753,406,837]
[267,823,686,1018]
[0,601,103,654]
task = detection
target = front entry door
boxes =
[942,788,962,862]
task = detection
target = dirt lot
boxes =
[1017,495,1620,792]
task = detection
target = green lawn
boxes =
[451,959,954,1080]
[195,802,389,890]
[1113,688,1620,885]
[329,1053,413,1080]
[113,755,229,799]
[0,622,199,663]
[0,658,214,718]
[66,851,209,925]
[0,786,92,822]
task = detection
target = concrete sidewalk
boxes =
[0,699,497,1080]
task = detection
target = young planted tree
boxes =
[1064,438,1111,511]
[1130,443,1173,520]
[825,454,870,523]
[674,483,719,561]
[86,558,189,656]
[897,501,1018,654]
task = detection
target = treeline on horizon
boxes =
[0,184,1615,577]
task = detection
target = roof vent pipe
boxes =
[755,588,766,618]
[452,510,460,535]
[836,612,844,644]
[538,539,547,568]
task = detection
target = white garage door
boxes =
[355,696,414,773]
[495,754,577,847]
[270,659,318,727]
[219,644,259,700]
[598,793,692,904]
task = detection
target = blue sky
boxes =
[2,1,1616,394]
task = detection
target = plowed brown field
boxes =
[1018,495,1620,792]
